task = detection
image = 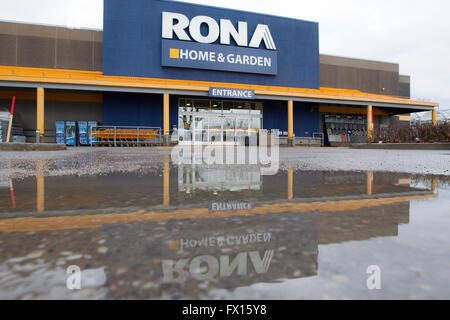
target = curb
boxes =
[0,143,67,151]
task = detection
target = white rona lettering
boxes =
[178,49,271,68]
[220,19,248,46]
[249,24,277,50]
[227,54,272,67]
[162,12,190,41]
[189,15,220,44]
[179,49,217,62]
[162,11,277,50]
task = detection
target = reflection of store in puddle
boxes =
[98,210,319,299]
[162,211,318,288]
[100,173,436,298]
[178,165,262,193]
[0,171,441,299]
[0,169,439,217]
[0,180,16,209]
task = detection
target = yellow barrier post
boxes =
[288,170,294,200]
[37,176,45,213]
[288,100,294,146]
[163,156,170,207]
[366,171,374,196]
[163,93,170,145]
[432,109,437,126]
[37,87,45,139]
[367,105,373,142]
[36,161,45,213]
[432,179,437,192]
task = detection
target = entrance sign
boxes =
[161,12,278,75]
[209,87,255,100]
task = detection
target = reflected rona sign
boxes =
[161,12,278,75]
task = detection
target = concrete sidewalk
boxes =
[350,143,450,150]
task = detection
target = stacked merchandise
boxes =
[0,108,25,143]
[0,109,11,142]
[325,114,367,147]
[0,118,7,143]
[11,113,25,139]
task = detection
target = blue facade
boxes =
[103,92,178,128]
[103,0,319,89]
[102,0,321,135]
[262,101,319,135]
[103,93,319,135]
[103,93,163,127]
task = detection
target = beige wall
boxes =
[319,54,404,97]
[0,21,411,98]
[0,21,102,71]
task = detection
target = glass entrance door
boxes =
[194,116,206,144]
[178,114,193,144]
[178,99,263,146]
[235,117,249,146]
[207,116,223,144]
[223,117,236,145]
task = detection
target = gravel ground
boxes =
[280,147,450,176]
[0,147,449,180]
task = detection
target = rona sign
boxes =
[161,11,278,75]
[162,12,277,50]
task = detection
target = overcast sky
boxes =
[0,0,449,110]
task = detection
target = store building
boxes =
[0,0,438,146]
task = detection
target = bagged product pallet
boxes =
[0,109,25,143]
[0,120,8,142]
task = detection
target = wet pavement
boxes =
[0,147,449,181]
[0,154,449,300]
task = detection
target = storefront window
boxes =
[236,118,249,133]
[324,113,368,146]
[178,114,193,142]
[223,101,234,114]
[193,99,210,113]
[179,98,194,113]
[194,116,207,142]
[178,98,263,144]
[223,117,236,143]
[211,100,223,114]
[251,117,262,131]
[207,117,222,143]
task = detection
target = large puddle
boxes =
[0,163,449,299]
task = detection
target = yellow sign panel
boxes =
[170,48,180,59]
